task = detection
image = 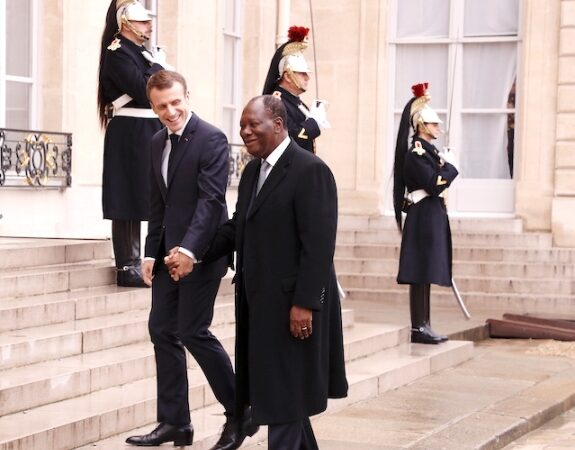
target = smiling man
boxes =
[123,70,257,449]
[202,95,348,449]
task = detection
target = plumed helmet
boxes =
[409,82,442,131]
[116,0,151,31]
[262,26,312,95]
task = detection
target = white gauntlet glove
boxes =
[439,147,458,169]
[142,47,174,70]
[308,100,331,129]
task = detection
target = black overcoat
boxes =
[397,137,459,287]
[274,87,320,153]
[100,36,164,220]
[206,142,348,425]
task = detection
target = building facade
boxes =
[0,0,573,246]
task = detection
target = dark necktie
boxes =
[168,133,180,180]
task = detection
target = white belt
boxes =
[114,107,158,118]
[406,189,429,204]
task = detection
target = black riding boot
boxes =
[112,220,147,288]
[410,284,447,344]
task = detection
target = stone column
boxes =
[552,0,575,246]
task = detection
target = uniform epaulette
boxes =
[412,141,425,156]
[272,90,282,98]
[107,38,122,51]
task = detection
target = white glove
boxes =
[439,147,458,169]
[308,101,331,129]
[142,48,174,70]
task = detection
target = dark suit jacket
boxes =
[205,141,348,425]
[144,113,228,281]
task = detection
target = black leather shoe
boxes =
[411,326,445,344]
[125,423,193,446]
[117,266,149,288]
[210,410,259,450]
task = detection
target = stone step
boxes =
[345,287,575,314]
[336,243,575,263]
[0,321,418,450]
[338,214,524,233]
[0,278,235,333]
[0,310,357,417]
[336,229,552,248]
[73,339,473,450]
[0,260,116,299]
[335,256,575,279]
[0,238,112,270]
[337,272,574,295]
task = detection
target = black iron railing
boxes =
[228,143,252,187]
[0,128,72,188]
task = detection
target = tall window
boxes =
[391,0,520,179]
[222,0,243,144]
[0,0,38,129]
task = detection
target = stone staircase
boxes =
[0,236,472,450]
[336,214,575,321]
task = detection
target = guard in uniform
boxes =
[97,0,170,287]
[262,26,329,153]
[393,83,459,344]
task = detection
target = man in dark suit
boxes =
[124,70,255,449]
[199,95,348,449]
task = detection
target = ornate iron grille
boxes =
[0,128,72,188]
[228,143,251,187]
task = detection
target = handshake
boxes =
[141,246,194,286]
[308,100,331,129]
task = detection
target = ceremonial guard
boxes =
[262,26,330,153]
[393,83,459,344]
[97,0,170,286]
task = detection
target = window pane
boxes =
[6,81,31,129]
[460,113,511,179]
[6,0,32,77]
[394,45,448,109]
[223,36,236,104]
[464,0,519,37]
[462,43,516,108]
[224,0,237,32]
[222,107,236,143]
[397,0,449,38]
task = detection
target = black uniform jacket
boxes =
[274,86,320,153]
[397,137,459,287]
[204,141,348,425]
[144,114,229,282]
[101,36,164,220]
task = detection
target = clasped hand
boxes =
[164,246,194,282]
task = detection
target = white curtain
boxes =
[461,43,516,179]
[464,0,520,37]
[397,0,449,38]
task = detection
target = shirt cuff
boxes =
[178,247,198,263]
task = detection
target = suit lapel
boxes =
[166,113,198,188]
[247,145,293,219]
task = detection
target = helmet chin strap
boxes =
[121,17,149,41]
[416,119,436,140]
[285,68,305,93]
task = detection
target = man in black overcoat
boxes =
[201,95,348,449]
[97,0,169,286]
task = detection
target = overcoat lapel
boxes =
[247,146,293,219]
